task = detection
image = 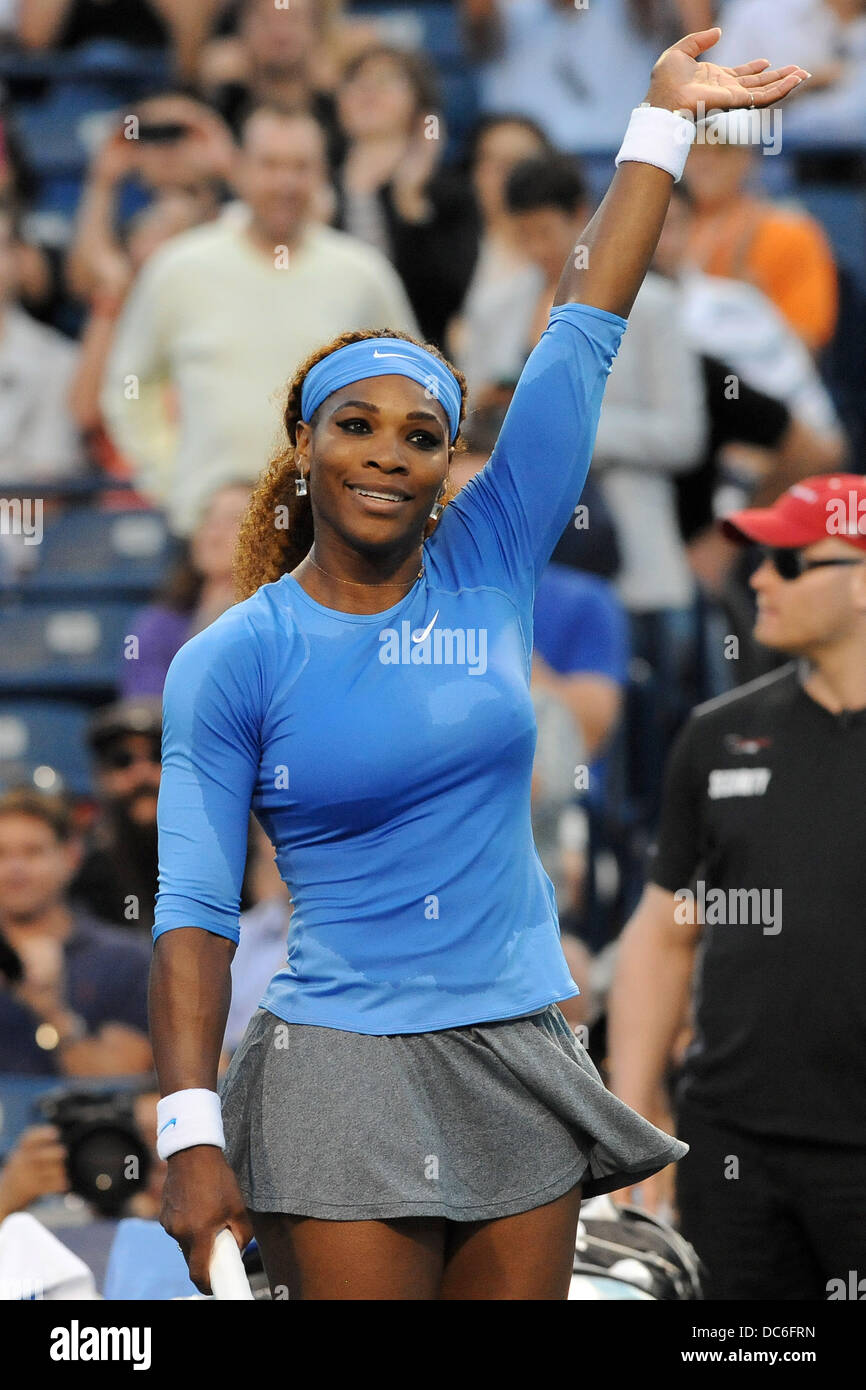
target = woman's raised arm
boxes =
[554,28,809,320]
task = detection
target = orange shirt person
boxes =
[684,116,838,352]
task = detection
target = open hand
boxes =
[0,1126,69,1220]
[646,27,810,120]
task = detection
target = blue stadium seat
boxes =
[22,507,177,599]
[0,601,135,698]
[793,186,866,293]
[0,698,94,796]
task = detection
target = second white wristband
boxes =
[615,104,696,183]
[156,1088,226,1159]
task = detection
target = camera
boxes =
[39,1088,152,1217]
[136,121,190,144]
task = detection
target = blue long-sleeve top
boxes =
[153,301,627,1034]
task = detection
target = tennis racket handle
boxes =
[209,1228,254,1300]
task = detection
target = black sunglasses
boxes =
[759,547,866,582]
[100,742,161,771]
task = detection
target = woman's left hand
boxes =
[391,115,443,222]
[645,26,810,119]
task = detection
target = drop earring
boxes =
[429,487,445,521]
[295,472,308,497]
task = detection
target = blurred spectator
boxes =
[0,788,151,1077]
[684,110,839,352]
[0,1127,69,1221]
[452,447,629,914]
[659,190,845,445]
[530,562,629,917]
[124,1089,167,1220]
[199,0,345,169]
[505,154,706,686]
[120,480,251,697]
[225,817,291,1053]
[712,0,866,146]
[459,397,622,582]
[101,106,419,535]
[69,699,162,935]
[557,930,596,1035]
[66,94,233,306]
[679,353,846,690]
[448,114,551,403]
[0,199,82,484]
[651,187,848,658]
[69,191,209,485]
[199,0,379,105]
[627,1,717,48]
[462,151,589,412]
[463,0,657,152]
[16,0,221,84]
[0,111,61,326]
[332,45,478,346]
[531,565,629,765]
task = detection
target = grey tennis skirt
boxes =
[219,1004,688,1223]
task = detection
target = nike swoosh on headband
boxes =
[300,338,462,441]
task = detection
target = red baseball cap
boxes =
[721,474,866,552]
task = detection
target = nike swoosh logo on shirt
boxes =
[412,609,439,643]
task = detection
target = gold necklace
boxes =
[306,554,423,588]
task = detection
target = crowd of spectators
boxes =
[0,0,864,1274]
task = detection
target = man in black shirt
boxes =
[609,472,866,1300]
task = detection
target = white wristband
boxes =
[615,104,696,183]
[157,1088,225,1159]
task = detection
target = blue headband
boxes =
[300,338,462,442]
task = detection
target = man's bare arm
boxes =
[608,883,701,1114]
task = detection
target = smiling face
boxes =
[337,53,419,142]
[0,814,79,922]
[294,373,452,560]
[750,539,866,656]
[234,109,326,244]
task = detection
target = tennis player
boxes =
[150,29,808,1300]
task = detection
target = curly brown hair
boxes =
[233,327,468,601]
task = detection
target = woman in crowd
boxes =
[447,113,554,405]
[332,44,478,346]
[119,481,252,697]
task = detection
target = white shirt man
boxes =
[102,109,419,536]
